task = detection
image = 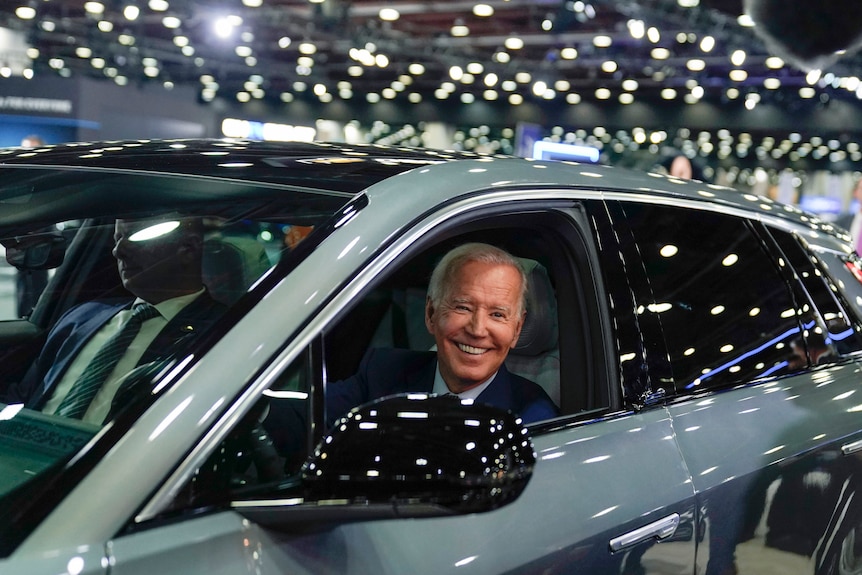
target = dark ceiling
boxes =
[1,0,860,109]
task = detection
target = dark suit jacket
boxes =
[6,291,226,410]
[326,348,559,427]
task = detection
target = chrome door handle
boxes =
[842,438,862,455]
[609,513,680,552]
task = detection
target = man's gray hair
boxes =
[427,242,528,316]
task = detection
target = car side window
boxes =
[321,233,563,426]
[767,227,862,362]
[620,202,802,392]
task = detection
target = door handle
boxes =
[842,438,862,456]
[609,513,680,552]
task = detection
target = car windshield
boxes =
[0,163,352,503]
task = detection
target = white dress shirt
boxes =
[431,363,496,401]
[43,289,204,424]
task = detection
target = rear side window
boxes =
[621,203,801,392]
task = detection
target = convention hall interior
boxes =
[1,0,861,215]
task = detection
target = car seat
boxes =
[202,235,272,306]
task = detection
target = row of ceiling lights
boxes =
[10,0,862,108]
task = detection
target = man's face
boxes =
[113,218,194,302]
[425,260,524,393]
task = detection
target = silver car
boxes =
[1,140,861,574]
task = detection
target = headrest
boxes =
[202,235,271,305]
[512,258,558,356]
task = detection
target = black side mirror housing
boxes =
[234,394,535,530]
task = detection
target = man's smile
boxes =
[457,342,489,355]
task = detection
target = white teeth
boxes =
[457,343,487,355]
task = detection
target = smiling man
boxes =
[326,242,559,426]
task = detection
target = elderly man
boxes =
[5,215,226,424]
[326,242,559,425]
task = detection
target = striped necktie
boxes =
[55,303,161,419]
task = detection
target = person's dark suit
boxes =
[326,347,559,427]
[5,292,226,411]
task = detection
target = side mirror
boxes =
[3,232,66,270]
[233,394,535,530]
[306,393,535,511]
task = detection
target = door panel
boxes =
[108,409,696,574]
[669,361,862,574]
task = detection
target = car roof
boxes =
[0,138,844,243]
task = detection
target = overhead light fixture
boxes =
[15,6,36,19]
[505,37,524,50]
[451,24,470,37]
[379,8,399,22]
[473,4,494,17]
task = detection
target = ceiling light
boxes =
[619,93,634,104]
[647,27,660,43]
[278,36,291,48]
[601,60,617,73]
[651,48,670,60]
[509,94,524,105]
[483,90,499,101]
[162,16,181,29]
[408,63,425,75]
[799,87,816,98]
[174,35,189,47]
[566,93,581,104]
[76,47,93,58]
[461,93,475,104]
[505,37,524,50]
[149,0,169,11]
[765,56,784,69]
[687,59,706,71]
[560,47,578,59]
[730,50,746,66]
[98,20,113,32]
[451,24,470,37]
[299,42,317,55]
[806,69,821,84]
[700,35,715,52]
[473,4,494,17]
[123,5,139,20]
[764,77,781,89]
[15,6,36,19]
[593,35,613,48]
[532,81,548,96]
[501,80,517,91]
[596,88,611,99]
[555,79,571,91]
[737,14,755,27]
[729,69,747,82]
[628,19,645,39]
[484,73,498,86]
[375,54,389,67]
[85,2,105,14]
[622,79,638,91]
[449,65,463,81]
[379,8,399,21]
[515,72,532,83]
[467,62,484,74]
[678,0,699,6]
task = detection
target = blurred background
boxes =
[1,0,862,214]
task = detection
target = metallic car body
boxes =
[0,140,860,574]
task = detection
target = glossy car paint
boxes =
[1,141,860,574]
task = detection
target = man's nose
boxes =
[466,312,488,335]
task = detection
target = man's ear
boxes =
[425,297,435,334]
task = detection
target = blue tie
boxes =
[55,303,160,419]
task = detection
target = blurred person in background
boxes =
[836,177,862,252]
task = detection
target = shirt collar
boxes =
[432,362,496,400]
[134,288,205,322]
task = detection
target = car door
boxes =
[98,192,699,574]
[613,199,862,574]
